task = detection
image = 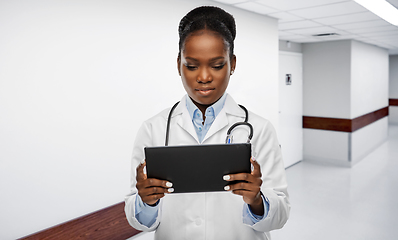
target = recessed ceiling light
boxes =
[354,0,398,26]
[312,33,340,37]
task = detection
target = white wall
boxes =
[351,117,388,164]
[350,41,389,163]
[390,55,398,124]
[0,0,279,239]
[390,55,398,99]
[302,40,352,118]
[279,40,302,53]
[351,41,389,119]
[390,108,398,124]
[304,117,389,167]
[303,129,350,166]
[302,40,388,167]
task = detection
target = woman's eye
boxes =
[185,65,197,70]
[213,64,225,70]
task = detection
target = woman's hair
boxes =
[178,6,236,59]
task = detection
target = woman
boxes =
[125,6,290,240]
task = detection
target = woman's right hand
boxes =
[136,160,174,206]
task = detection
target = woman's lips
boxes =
[196,88,215,95]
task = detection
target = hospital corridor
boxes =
[2,0,398,239]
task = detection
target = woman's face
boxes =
[178,30,236,110]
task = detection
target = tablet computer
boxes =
[144,143,251,193]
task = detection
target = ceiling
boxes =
[211,0,398,54]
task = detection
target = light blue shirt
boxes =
[186,93,226,143]
[135,94,269,227]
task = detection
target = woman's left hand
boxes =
[223,157,264,216]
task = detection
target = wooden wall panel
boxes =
[303,106,389,132]
[390,99,398,106]
[303,116,352,132]
[352,107,388,131]
[18,202,141,240]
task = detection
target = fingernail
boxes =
[224,185,230,191]
[166,182,173,187]
[168,188,174,193]
[223,175,230,181]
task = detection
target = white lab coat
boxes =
[125,94,290,240]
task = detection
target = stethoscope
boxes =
[165,101,253,146]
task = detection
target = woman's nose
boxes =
[196,67,212,83]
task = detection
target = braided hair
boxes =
[178,6,236,59]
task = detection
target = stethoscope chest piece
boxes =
[225,121,253,144]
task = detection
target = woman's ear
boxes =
[230,55,236,75]
[177,56,181,76]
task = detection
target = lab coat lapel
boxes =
[202,94,245,143]
[174,96,200,143]
[202,108,229,143]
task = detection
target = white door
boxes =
[279,51,303,168]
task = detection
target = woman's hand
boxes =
[136,161,174,206]
[223,157,264,215]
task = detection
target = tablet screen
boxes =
[144,143,251,193]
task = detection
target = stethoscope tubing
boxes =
[165,101,253,146]
[165,101,180,146]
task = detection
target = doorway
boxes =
[279,51,303,168]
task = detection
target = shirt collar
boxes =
[186,93,227,121]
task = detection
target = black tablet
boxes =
[144,143,251,193]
